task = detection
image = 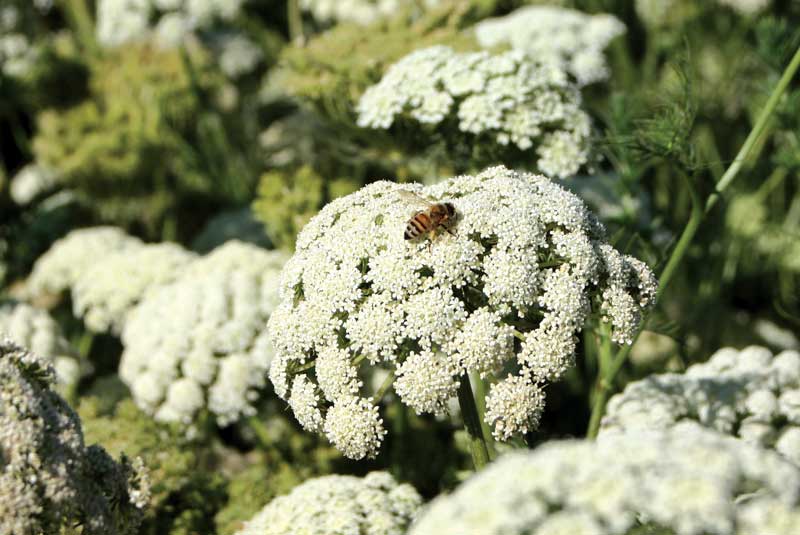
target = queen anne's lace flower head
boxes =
[357,46,592,179]
[0,337,150,535]
[474,6,626,86]
[235,471,422,535]
[119,241,287,427]
[71,242,197,334]
[26,226,143,297]
[411,422,800,535]
[269,166,656,458]
[0,301,81,388]
[602,345,800,466]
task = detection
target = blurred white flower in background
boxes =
[299,0,440,26]
[26,226,143,298]
[474,6,626,86]
[411,422,800,535]
[235,471,421,535]
[0,300,82,389]
[601,345,800,465]
[268,165,656,458]
[119,241,287,427]
[357,46,592,178]
[71,242,197,334]
[9,164,59,205]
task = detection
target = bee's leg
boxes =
[443,224,456,237]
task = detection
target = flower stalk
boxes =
[457,374,490,470]
[586,43,800,438]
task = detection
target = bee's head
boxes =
[444,202,456,217]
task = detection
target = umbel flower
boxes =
[26,226,143,298]
[0,338,150,535]
[120,241,287,426]
[411,422,800,535]
[356,46,592,179]
[235,471,422,535]
[473,6,626,86]
[299,0,439,26]
[601,345,800,465]
[268,165,656,459]
[71,242,197,334]
[0,300,82,389]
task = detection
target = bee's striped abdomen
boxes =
[404,211,431,240]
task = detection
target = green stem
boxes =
[287,0,305,46]
[457,374,489,470]
[59,0,98,55]
[705,45,800,214]
[374,371,395,401]
[586,44,800,439]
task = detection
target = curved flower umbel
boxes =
[268,166,656,459]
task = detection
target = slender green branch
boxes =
[705,45,800,213]
[457,374,489,470]
[59,0,98,55]
[287,0,305,46]
[586,43,800,439]
[248,416,273,450]
[374,371,395,401]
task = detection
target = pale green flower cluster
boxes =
[356,46,591,178]
[602,345,800,465]
[268,165,656,459]
[235,472,422,535]
[72,242,197,334]
[0,300,81,388]
[120,241,288,426]
[26,226,144,297]
[412,422,800,535]
[0,337,150,535]
[299,0,439,26]
[474,6,626,86]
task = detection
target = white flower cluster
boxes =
[119,241,287,426]
[411,422,800,535]
[0,301,81,388]
[357,46,592,179]
[235,471,422,535]
[0,337,150,535]
[0,6,39,78]
[716,0,770,15]
[474,6,626,86]
[601,345,800,466]
[9,164,59,205]
[72,242,197,334]
[96,0,252,57]
[299,0,439,26]
[26,226,143,297]
[636,0,768,27]
[268,165,656,459]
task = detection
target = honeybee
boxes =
[397,190,457,241]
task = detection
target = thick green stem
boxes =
[586,44,800,439]
[457,374,489,470]
[59,0,98,55]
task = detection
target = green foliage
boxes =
[79,396,226,535]
[253,165,359,249]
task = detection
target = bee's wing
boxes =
[396,190,433,210]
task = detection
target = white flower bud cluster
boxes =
[0,301,81,388]
[411,422,800,535]
[0,337,150,535]
[119,241,288,427]
[26,226,143,297]
[299,0,440,26]
[716,0,770,15]
[356,46,592,179]
[474,6,626,86]
[72,242,197,334]
[235,471,422,535]
[602,345,800,466]
[268,165,656,458]
[9,164,59,205]
[96,0,250,55]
